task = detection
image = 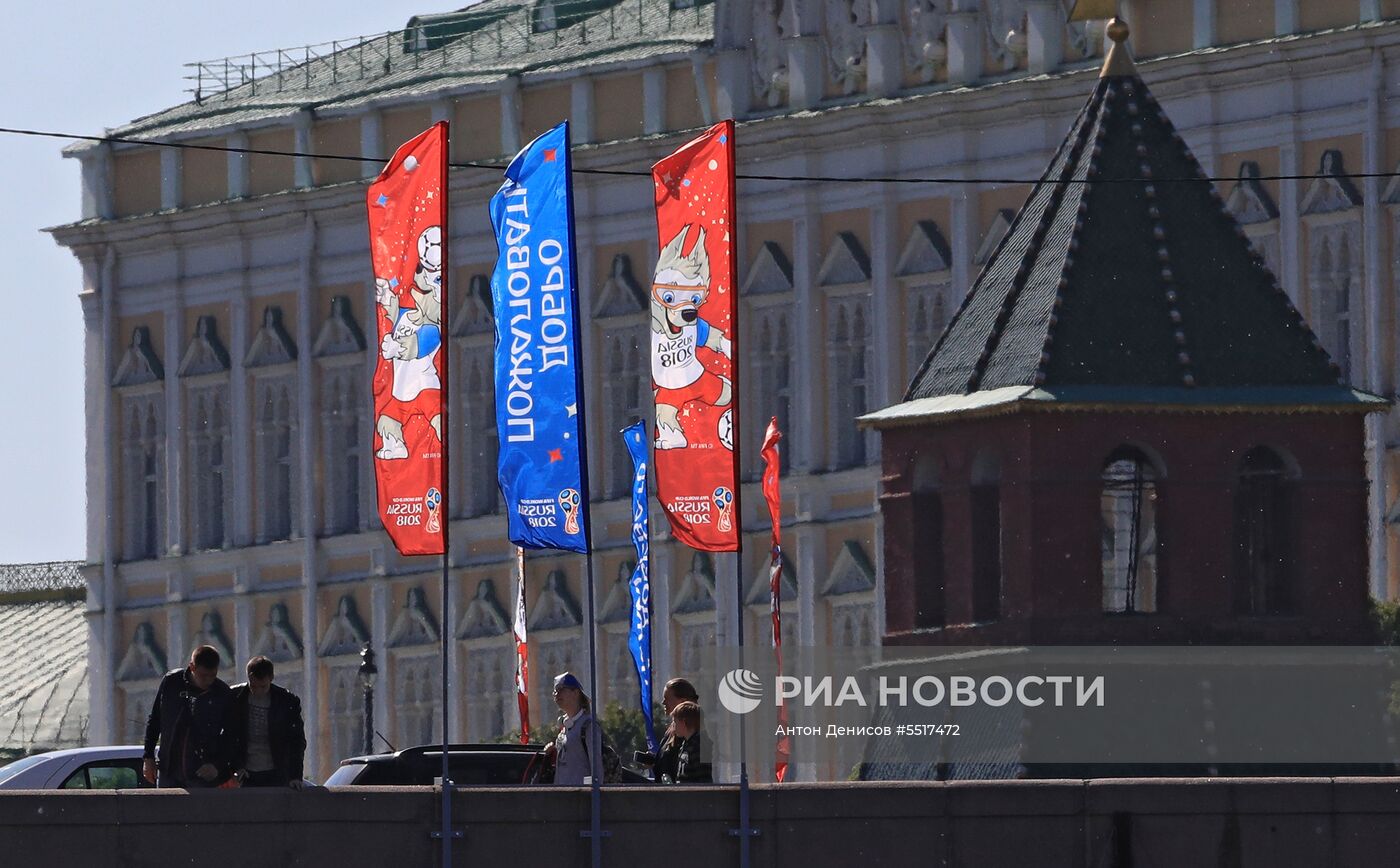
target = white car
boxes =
[0,746,149,790]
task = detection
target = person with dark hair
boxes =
[142,645,232,787]
[637,676,702,781]
[667,701,711,783]
[223,656,307,788]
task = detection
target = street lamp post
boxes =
[359,641,378,756]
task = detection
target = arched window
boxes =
[1234,447,1293,615]
[1101,447,1160,613]
[911,457,945,628]
[970,452,1002,622]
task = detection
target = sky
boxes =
[0,1,439,563]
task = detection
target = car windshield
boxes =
[0,754,52,785]
[323,763,365,786]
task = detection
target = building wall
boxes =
[57,3,1400,780]
[880,409,1372,645]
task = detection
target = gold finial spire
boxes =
[1099,16,1137,78]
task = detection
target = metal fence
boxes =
[183,0,713,103]
[0,561,84,596]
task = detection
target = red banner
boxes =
[368,122,448,556]
[760,417,789,781]
[513,546,531,744]
[649,120,741,552]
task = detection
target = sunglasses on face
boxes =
[652,283,706,309]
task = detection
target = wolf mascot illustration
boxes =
[374,225,443,460]
[650,225,733,450]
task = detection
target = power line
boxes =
[3,123,1397,187]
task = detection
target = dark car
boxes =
[324,743,649,786]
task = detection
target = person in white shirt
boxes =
[542,672,601,785]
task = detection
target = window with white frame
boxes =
[464,644,512,740]
[321,365,365,536]
[1311,230,1358,383]
[1300,150,1363,386]
[606,626,640,708]
[121,686,158,745]
[255,375,298,543]
[188,384,231,551]
[675,620,715,676]
[601,332,645,500]
[462,347,500,517]
[828,296,872,469]
[750,305,793,476]
[327,664,365,763]
[121,395,164,561]
[830,601,875,648]
[905,285,947,385]
[394,655,441,747]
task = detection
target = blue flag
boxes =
[622,420,657,752]
[489,122,590,553]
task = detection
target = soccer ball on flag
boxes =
[718,409,734,451]
[418,225,443,271]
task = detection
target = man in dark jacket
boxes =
[142,645,232,788]
[223,656,307,788]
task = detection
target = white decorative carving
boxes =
[450,274,495,337]
[751,0,790,108]
[312,296,365,357]
[825,0,869,95]
[244,306,297,368]
[113,326,164,387]
[904,0,948,83]
[388,586,440,648]
[982,0,1030,68]
[742,241,795,296]
[1300,150,1363,216]
[817,231,873,285]
[1225,162,1280,226]
[177,316,230,377]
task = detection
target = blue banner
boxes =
[489,122,590,553]
[622,420,657,752]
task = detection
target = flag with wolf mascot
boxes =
[367,122,448,556]
[649,121,741,552]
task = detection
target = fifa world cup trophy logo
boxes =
[713,486,734,534]
[424,488,442,534]
[558,489,581,535]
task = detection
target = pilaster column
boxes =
[227,131,249,199]
[79,144,114,220]
[642,67,666,135]
[946,11,982,86]
[866,0,905,97]
[571,78,595,144]
[293,111,314,189]
[160,146,181,211]
[714,49,752,120]
[786,37,825,110]
[360,110,382,179]
[500,77,523,156]
[1193,0,1215,49]
[164,301,185,554]
[1275,0,1299,34]
[1026,0,1064,75]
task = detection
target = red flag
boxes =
[760,417,789,781]
[649,121,741,551]
[368,123,448,556]
[513,546,531,744]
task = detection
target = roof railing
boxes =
[0,561,85,597]
[182,0,713,104]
